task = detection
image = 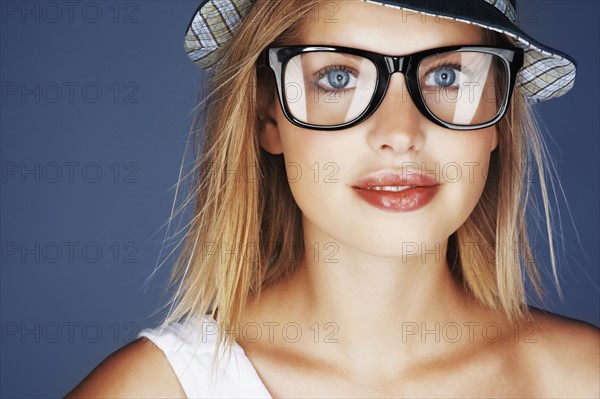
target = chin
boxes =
[336,229,449,262]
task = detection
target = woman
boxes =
[67,0,599,397]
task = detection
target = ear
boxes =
[258,90,284,155]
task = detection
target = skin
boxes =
[67,1,599,398]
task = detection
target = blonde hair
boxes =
[151,0,563,361]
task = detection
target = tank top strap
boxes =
[137,316,271,398]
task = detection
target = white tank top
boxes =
[137,316,272,398]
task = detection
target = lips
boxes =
[353,171,439,189]
[352,171,440,212]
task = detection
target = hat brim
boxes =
[184,0,577,103]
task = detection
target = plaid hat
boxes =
[184,0,577,103]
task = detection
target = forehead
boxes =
[297,0,488,54]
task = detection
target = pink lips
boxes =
[352,171,441,212]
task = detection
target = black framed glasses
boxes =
[265,44,524,131]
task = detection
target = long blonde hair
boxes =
[152,0,562,358]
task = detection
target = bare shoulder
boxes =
[522,307,599,397]
[65,337,187,398]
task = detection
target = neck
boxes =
[242,218,491,375]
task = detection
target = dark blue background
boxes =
[1,1,598,397]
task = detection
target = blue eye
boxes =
[327,70,350,89]
[422,63,464,89]
[315,66,357,91]
[433,68,456,87]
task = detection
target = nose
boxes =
[365,72,424,155]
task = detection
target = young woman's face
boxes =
[260,1,499,257]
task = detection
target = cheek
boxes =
[276,118,362,248]
[275,102,350,197]
[278,126,349,206]
[433,128,497,225]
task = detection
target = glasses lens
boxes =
[282,52,377,126]
[418,51,508,126]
